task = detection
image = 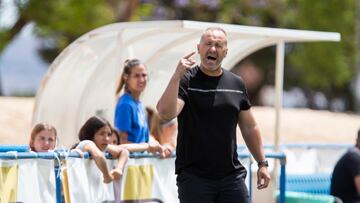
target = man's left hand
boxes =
[257,166,271,189]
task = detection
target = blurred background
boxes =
[0,0,360,146]
[0,0,359,113]
[1,2,359,202]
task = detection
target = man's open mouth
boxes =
[207,56,217,61]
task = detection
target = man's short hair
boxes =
[204,27,227,36]
[200,27,228,45]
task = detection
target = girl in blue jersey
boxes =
[114,59,170,158]
[115,59,150,144]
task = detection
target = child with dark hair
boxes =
[75,116,129,183]
[109,127,121,145]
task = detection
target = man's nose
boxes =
[209,45,216,52]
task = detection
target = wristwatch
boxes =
[257,160,269,168]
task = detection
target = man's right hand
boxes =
[157,51,194,120]
[174,51,196,79]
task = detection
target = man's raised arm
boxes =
[157,51,196,120]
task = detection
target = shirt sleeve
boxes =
[348,150,360,177]
[76,140,93,151]
[241,88,251,110]
[114,103,132,133]
[238,77,251,110]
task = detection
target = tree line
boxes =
[0,0,358,111]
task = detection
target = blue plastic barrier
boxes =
[0,144,29,152]
[286,173,332,195]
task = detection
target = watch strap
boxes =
[257,160,269,168]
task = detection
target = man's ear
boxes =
[197,44,200,54]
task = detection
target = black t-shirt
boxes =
[176,66,251,179]
[331,147,360,203]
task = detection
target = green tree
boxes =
[0,0,139,95]
[0,0,141,54]
[9,0,116,61]
[0,0,357,111]
[171,0,356,110]
[282,0,356,109]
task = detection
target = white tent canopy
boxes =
[32,20,340,147]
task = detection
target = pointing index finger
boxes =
[183,51,196,59]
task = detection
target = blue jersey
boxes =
[114,92,149,143]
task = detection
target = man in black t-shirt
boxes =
[331,129,360,203]
[157,27,270,203]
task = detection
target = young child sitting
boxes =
[74,116,129,183]
[29,123,57,152]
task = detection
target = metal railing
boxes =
[0,145,286,203]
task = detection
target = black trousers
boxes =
[177,171,250,203]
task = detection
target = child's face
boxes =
[93,125,112,151]
[109,132,119,145]
[33,129,56,152]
